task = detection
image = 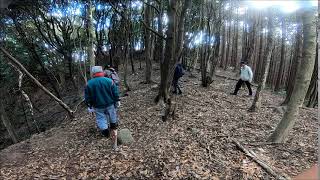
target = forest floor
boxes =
[0,67,317,179]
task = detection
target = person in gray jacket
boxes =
[230,61,253,96]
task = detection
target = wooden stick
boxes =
[0,47,74,118]
[243,142,283,146]
[233,139,290,180]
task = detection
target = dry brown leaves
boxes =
[0,68,317,179]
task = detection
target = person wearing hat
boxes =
[230,61,253,96]
[85,66,120,146]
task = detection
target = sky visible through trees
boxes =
[3,0,316,63]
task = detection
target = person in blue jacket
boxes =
[85,66,120,138]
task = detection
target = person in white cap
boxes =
[85,66,120,149]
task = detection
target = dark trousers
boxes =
[234,79,252,95]
[172,78,182,94]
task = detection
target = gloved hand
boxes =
[88,107,95,113]
[116,101,121,108]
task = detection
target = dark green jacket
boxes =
[85,77,120,108]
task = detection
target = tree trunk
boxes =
[9,64,41,133]
[254,19,264,83]
[248,12,274,112]
[129,28,135,74]
[175,0,192,62]
[123,7,131,92]
[86,0,95,77]
[209,3,222,81]
[143,0,152,83]
[268,8,316,142]
[242,13,257,64]
[232,5,239,69]
[220,24,226,68]
[63,51,77,88]
[274,17,286,92]
[200,3,207,87]
[225,16,232,70]
[0,97,18,143]
[157,0,176,122]
[304,46,318,107]
[154,1,164,63]
[0,47,74,118]
[282,13,303,105]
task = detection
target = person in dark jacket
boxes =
[172,63,184,94]
[85,66,120,141]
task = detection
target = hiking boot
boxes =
[101,129,110,138]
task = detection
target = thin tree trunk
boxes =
[87,0,95,77]
[129,30,135,74]
[232,4,239,69]
[304,46,318,107]
[157,0,176,122]
[220,24,226,68]
[225,16,232,70]
[200,3,207,87]
[0,98,18,143]
[123,7,131,91]
[209,3,222,81]
[274,17,286,92]
[154,0,164,63]
[268,9,316,142]
[254,19,264,83]
[9,64,41,133]
[249,11,274,112]
[144,0,152,83]
[175,0,192,62]
[282,13,303,105]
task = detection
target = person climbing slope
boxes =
[85,66,120,149]
[230,61,253,96]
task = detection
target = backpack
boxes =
[108,68,120,85]
[175,64,184,79]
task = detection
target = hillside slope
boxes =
[0,69,317,179]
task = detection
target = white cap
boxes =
[91,66,103,74]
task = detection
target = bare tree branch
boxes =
[140,19,166,39]
[109,2,126,20]
[143,1,160,14]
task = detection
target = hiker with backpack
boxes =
[85,66,120,149]
[172,62,185,94]
[104,65,120,87]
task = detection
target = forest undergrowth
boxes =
[0,67,317,179]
